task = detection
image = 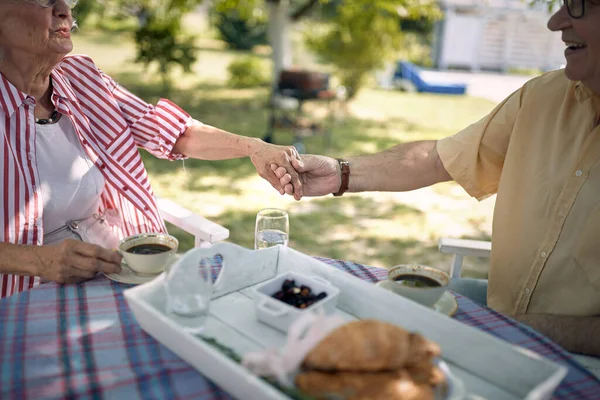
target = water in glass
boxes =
[165,258,213,334]
[254,208,289,250]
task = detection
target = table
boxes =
[1,256,599,400]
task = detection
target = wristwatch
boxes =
[333,159,350,197]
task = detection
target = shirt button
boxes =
[541,251,547,258]
[575,170,583,177]
[27,152,34,160]
[524,288,530,295]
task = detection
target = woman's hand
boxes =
[249,142,304,199]
[32,240,122,284]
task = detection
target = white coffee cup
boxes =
[377,264,449,307]
[118,233,178,275]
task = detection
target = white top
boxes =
[35,115,105,234]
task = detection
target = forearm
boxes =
[346,140,452,193]
[515,314,600,356]
[0,243,40,276]
[173,120,262,160]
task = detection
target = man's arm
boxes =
[514,314,600,356]
[346,140,452,193]
[277,140,453,198]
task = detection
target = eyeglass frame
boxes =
[564,0,586,19]
[33,0,78,9]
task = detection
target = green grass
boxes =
[71,16,496,278]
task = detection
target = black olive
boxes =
[317,292,328,300]
[300,286,311,298]
[273,290,285,300]
[282,279,295,291]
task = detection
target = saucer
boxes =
[376,280,459,317]
[104,260,163,285]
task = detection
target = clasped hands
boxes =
[269,154,342,200]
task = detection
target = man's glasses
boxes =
[32,0,78,9]
[564,0,585,18]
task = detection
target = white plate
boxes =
[376,280,459,317]
[104,261,163,285]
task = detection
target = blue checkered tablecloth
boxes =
[0,256,598,399]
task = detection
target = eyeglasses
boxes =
[564,0,585,19]
[32,0,79,9]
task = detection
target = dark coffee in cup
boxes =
[392,274,441,288]
[126,243,172,255]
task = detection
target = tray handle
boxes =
[257,299,288,318]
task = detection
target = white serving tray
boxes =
[124,243,567,400]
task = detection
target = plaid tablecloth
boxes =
[1,256,599,400]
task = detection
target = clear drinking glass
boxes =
[164,257,213,334]
[254,208,289,249]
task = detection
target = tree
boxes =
[305,0,440,100]
[75,0,202,91]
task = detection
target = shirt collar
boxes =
[50,67,78,104]
[0,64,78,117]
[574,81,600,112]
[0,72,29,117]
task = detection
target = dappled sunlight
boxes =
[72,28,496,279]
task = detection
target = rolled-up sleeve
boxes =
[101,73,193,160]
[437,87,524,200]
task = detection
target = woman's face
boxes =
[0,0,74,63]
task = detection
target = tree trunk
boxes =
[267,0,293,89]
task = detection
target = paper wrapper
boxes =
[241,311,347,387]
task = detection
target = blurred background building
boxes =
[433,0,565,72]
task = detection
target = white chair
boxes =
[156,197,229,248]
[438,238,491,279]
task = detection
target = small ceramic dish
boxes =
[254,271,340,333]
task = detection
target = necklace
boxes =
[35,110,59,125]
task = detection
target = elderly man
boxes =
[274,0,600,359]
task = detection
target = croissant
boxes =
[295,370,434,400]
[302,320,412,372]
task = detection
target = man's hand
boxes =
[32,240,122,284]
[271,154,341,200]
[250,142,304,198]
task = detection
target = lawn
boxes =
[72,16,497,278]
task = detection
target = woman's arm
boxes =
[0,241,122,283]
[173,121,303,195]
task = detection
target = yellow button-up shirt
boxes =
[437,70,600,317]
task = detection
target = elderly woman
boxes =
[0,0,304,298]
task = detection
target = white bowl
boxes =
[254,271,340,333]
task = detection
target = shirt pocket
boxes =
[573,208,600,291]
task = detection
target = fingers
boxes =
[283,183,295,196]
[69,241,122,274]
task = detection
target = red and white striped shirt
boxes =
[0,54,192,298]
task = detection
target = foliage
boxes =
[73,0,203,90]
[227,57,269,88]
[211,3,269,50]
[134,13,198,91]
[304,0,440,100]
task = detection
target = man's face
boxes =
[548,0,600,90]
